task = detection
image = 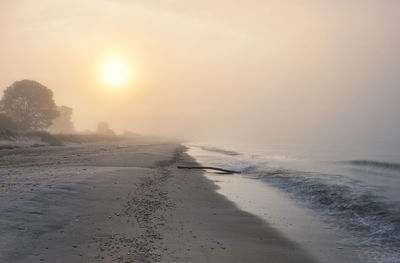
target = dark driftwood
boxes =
[177,166,241,174]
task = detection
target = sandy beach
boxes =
[0,138,316,262]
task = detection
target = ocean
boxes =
[187,143,400,263]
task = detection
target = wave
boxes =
[195,146,241,156]
[248,166,400,262]
[347,160,400,170]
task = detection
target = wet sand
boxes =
[0,139,316,262]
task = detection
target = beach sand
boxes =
[0,139,316,262]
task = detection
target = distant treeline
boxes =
[0,80,121,137]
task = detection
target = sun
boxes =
[102,60,127,86]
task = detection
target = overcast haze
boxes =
[1,0,400,150]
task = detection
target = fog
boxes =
[1,0,400,150]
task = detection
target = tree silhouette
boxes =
[0,80,59,131]
[0,113,18,130]
[49,106,74,133]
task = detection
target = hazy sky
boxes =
[1,0,400,148]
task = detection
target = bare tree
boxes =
[49,106,74,134]
[0,80,59,131]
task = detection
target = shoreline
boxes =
[162,147,317,262]
[201,171,362,263]
[0,140,316,262]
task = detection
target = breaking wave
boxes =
[249,166,400,262]
[348,160,400,171]
[193,145,241,156]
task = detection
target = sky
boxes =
[1,0,400,150]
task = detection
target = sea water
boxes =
[187,143,400,263]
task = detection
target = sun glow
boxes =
[102,60,128,86]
